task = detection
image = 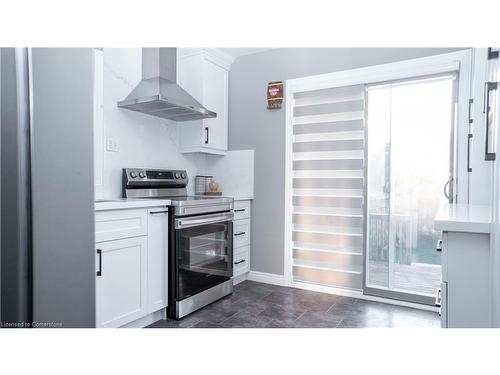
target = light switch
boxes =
[106,138,118,152]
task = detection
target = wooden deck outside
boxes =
[367,260,441,296]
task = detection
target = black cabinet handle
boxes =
[234,209,246,212]
[234,232,246,236]
[204,127,209,144]
[436,240,442,252]
[234,259,246,265]
[150,210,169,215]
[97,249,102,276]
[488,47,499,60]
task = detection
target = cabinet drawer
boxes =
[96,209,148,243]
[233,246,250,277]
[233,200,251,220]
[233,219,250,248]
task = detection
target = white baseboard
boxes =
[247,270,288,287]
[232,273,248,285]
[121,308,166,328]
[245,271,437,313]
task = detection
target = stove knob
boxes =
[130,171,138,178]
[139,171,146,178]
[181,172,186,179]
[174,172,181,179]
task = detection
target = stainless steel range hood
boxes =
[117,48,216,122]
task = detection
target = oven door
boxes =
[174,212,233,300]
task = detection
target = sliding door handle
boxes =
[443,177,453,203]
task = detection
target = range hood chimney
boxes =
[117,48,216,122]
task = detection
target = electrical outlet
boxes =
[106,138,118,152]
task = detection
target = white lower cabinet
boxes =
[232,200,252,282]
[95,206,168,328]
[233,246,250,276]
[440,230,491,328]
[96,236,148,328]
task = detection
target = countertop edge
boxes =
[233,196,254,201]
[95,199,171,211]
[433,204,492,234]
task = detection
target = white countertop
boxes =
[95,199,171,211]
[234,195,254,201]
[434,204,491,234]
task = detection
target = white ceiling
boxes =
[219,48,273,59]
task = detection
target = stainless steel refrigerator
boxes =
[1,48,96,327]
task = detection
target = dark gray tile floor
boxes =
[147,280,440,328]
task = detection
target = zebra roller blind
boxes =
[291,84,365,290]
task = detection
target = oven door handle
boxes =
[175,213,234,229]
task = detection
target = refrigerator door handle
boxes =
[484,81,497,161]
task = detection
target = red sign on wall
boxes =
[267,81,283,109]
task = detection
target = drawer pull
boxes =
[234,232,246,236]
[234,209,246,212]
[150,210,169,215]
[436,240,442,252]
[234,259,246,265]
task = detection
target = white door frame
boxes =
[284,50,473,288]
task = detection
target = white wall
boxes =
[100,48,205,198]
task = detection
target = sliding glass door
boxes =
[364,75,456,304]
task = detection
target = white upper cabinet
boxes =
[177,49,233,155]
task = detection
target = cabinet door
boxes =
[96,237,148,328]
[202,58,228,151]
[147,208,169,313]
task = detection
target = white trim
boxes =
[246,271,437,312]
[232,273,248,286]
[284,50,473,294]
[247,271,288,287]
[291,281,438,312]
[120,308,165,328]
[284,77,294,287]
[179,146,227,155]
[93,48,105,200]
[287,51,467,92]
[178,48,234,70]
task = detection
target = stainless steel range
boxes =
[122,168,234,319]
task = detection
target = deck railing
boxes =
[368,212,418,265]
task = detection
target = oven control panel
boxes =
[122,168,188,188]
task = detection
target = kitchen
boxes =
[3,46,499,331]
[2,2,500,373]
